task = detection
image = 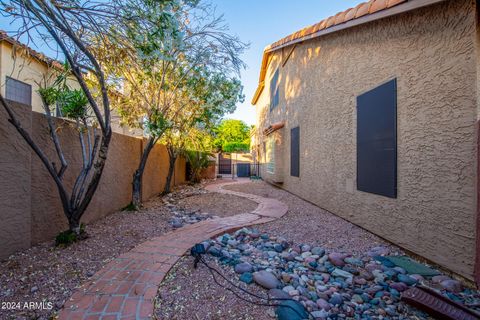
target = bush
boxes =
[55,223,86,247]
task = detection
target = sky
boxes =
[209,0,365,125]
[0,1,365,125]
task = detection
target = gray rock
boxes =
[311,247,326,257]
[316,298,331,311]
[329,293,343,306]
[253,271,281,289]
[234,262,253,274]
[269,288,290,300]
[397,274,417,286]
[275,300,308,320]
[331,268,353,279]
[440,279,463,293]
[432,275,451,284]
[328,253,347,267]
[30,286,38,293]
[311,310,329,319]
[282,285,295,294]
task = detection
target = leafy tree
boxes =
[214,119,251,152]
[0,0,138,235]
[96,1,246,205]
[160,68,244,193]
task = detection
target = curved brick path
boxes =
[58,179,287,320]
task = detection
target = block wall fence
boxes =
[0,101,186,259]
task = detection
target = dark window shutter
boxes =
[291,126,300,177]
[357,79,397,198]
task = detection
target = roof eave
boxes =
[251,0,447,106]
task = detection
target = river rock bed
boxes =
[202,227,480,319]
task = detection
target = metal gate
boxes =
[218,153,232,174]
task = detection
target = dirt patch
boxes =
[0,184,205,320]
[155,255,273,320]
[175,193,258,218]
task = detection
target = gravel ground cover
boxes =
[156,180,480,320]
[223,181,396,254]
[155,255,273,320]
[175,192,258,218]
[0,182,251,320]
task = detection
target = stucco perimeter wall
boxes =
[0,101,186,258]
[256,0,478,279]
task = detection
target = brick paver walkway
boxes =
[58,179,287,320]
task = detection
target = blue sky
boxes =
[0,1,365,125]
[209,0,365,125]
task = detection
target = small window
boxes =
[357,79,397,198]
[5,77,32,106]
[266,136,275,174]
[290,127,300,177]
[270,69,279,111]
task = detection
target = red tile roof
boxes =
[252,0,445,105]
[265,0,406,53]
[0,30,64,69]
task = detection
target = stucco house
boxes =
[0,31,141,136]
[252,0,480,284]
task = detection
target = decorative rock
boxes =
[311,310,329,319]
[274,244,284,253]
[282,285,295,294]
[390,282,408,292]
[269,288,291,300]
[329,293,343,306]
[301,244,311,253]
[397,274,417,286]
[311,247,325,257]
[440,279,463,293]
[30,286,38,293]
[234,262,253,274]
[253,271,281,289]
[275,300,309,320]
[331,268,353,279]
[328,253,347,267]
[240,272,253,284]
[345,257,363,267]
[352,294,363,304]
[316,298,331,311]
[432,275,451,284]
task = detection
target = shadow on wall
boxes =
[0,101,187,259]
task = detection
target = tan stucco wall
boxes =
[0,41,80,113]
[255,0,478,280]
[0,101,186,257]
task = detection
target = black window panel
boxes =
[270,69,279,111]
[357,79,397,198]
[5,77,32,106]
[290,126,300,177]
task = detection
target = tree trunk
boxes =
[131,136,156,209]
[163,146,177,194]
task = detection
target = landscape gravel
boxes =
[223,181,398,254]
[0,182,251,320]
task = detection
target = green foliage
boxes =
[38,87,60,106]
[185,150,211,183]
[214,119,251,152]
[122,202,138,212]
[58,89,89,119]
[222,141,250,153]
[55,223,86,247]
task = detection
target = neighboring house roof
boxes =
[251,0,446,105]
[0,30,64,70]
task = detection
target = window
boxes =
[290,126,300,177]
[270,69,279,111]
[266,136,275,174]
[357,79,397,198]
[5,77,32,106]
